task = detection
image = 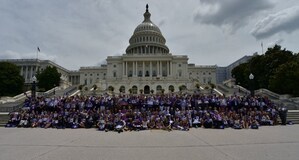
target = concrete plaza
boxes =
[0,125,298,160]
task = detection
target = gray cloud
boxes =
[193,0,273,33]
[266,38,284,48]
[251,6,299,39]
[0,0,299,70]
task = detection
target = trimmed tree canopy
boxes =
[36,66,61,91]
[0,62,24,96]
[232,45,299,96]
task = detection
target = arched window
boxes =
[119,86,125,93]
[132,86,138,94]
[144,85,150,94]
[156,85,162,92]
[108,86,114,92]
[168,85,174,92]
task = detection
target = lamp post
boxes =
[53,84,56,95]
[249,73,254,97]
[31,76,37,99]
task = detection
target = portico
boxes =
[122,60,173,78]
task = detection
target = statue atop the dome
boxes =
[143,4,151,22]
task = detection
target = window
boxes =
[129,71,132,77]
[113,72,116,77]
[156,85,162,92]
[113,65,116,68]
[178,64,181,67]
[132,86,138,94]
[162,71,167,77]
[153,70,156,76]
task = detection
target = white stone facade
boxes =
[0,59,71,85]
[2,5,216,93]
[79,5,216,94]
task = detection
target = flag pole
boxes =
[37,47,40,60]
[261,42,264,54]
[261,41,264,54]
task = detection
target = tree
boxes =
[195,83,200,89]
[232,63,250,89]
[93,84,97,90]
[209,82,216,94]
[161,88,165,94]
[269,55,299,96]
[150,89,154,94]
[36,66,61,91]
[108,86,114,92]
[232,45,297,95]
[0,62,24,96]
[179,85,186,92]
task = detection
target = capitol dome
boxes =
[126,4,169,54]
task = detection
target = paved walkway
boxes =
[0,125,298,160]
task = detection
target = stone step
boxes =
[0,113,9,127]
[286,110,299,124]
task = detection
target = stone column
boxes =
[167,61,169,76]
[150,61,152,77]
[133,61,135,77]
[170,61,172,76]
[143,61,145,77]
[122,62,125,77]
[125,61,128,76]
[156,61,159,76]
[20,66,23,77]
[160,61,162,76]
[24,66,27,81]
[30,66,33,80]
[136,61,138,76]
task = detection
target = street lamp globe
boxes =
[249,73,254,80]
[31,75,37,99]
[249,73,254,97]
[32,76,37,82]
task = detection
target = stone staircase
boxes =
[216,84,248,97]
[0,113,9,127]
[287,110,299,124]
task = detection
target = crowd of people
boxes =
[6,92,280,132]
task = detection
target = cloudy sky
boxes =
[1,0,299,70]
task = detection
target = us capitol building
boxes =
[2,5,224,94]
